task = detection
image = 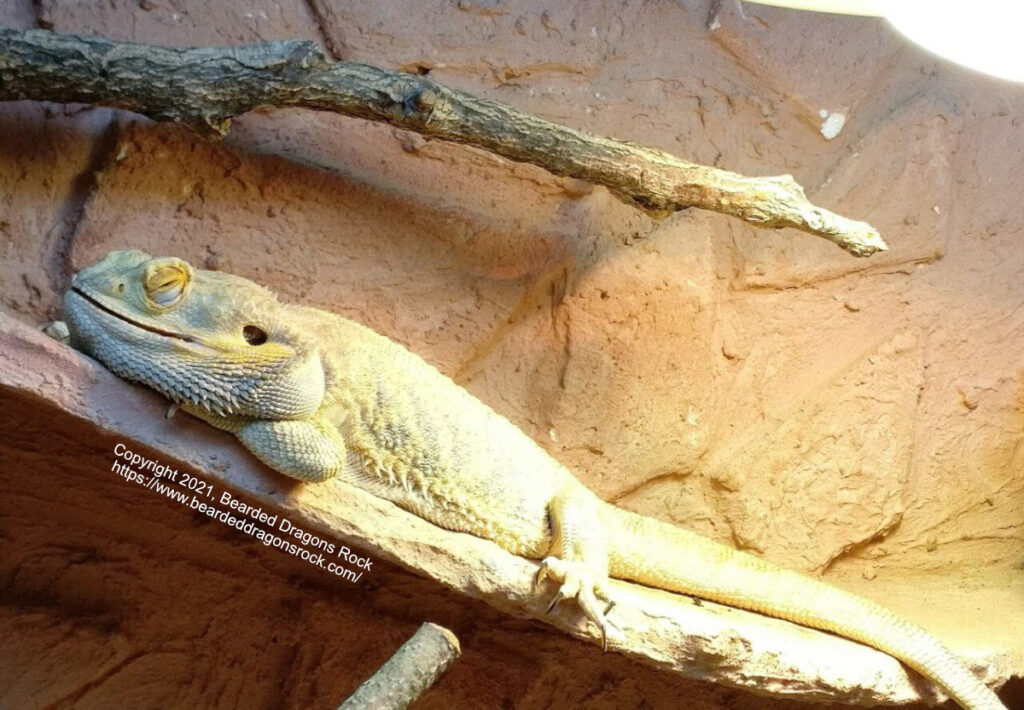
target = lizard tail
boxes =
[602,506,1005,710]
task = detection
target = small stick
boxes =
[338,622,461,710]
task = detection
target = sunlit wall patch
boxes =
[742,1,1024,83]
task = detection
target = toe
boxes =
[575,584,605,626]
[533,557,620,650]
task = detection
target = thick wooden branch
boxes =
[338,623,461,710]
[6,313,1013,706]
[4,314,1015,705]
[0,27,887,256]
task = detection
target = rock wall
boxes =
[1,1,1022,708]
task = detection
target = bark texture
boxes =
[338,623,461,710]
[0,27,886,256]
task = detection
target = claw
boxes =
[546,590,565,614]
[166,402,179,419]
[596,612,623,653]
[604,599,616,616]
[534,563,548,587]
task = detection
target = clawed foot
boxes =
[535,556,620,651]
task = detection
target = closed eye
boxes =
[145,264,189,308]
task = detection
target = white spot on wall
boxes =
[820,111,847,140]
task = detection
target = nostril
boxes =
[115,282,126,294]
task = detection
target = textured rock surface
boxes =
[1,1,1023,708]
[0,314,1018,708]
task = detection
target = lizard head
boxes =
[64,250,325,420]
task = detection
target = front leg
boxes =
[176,403,344,482]
[536,492,617,648]
[237,418,346,483]
[176,401,344,479]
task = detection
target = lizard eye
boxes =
[243,325,268,345]
[144,261,190,309]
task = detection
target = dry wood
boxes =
[0,27,887,256]
[338,622,461,710]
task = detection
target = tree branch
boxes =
[337,623,461,710]
[0,27,887,256]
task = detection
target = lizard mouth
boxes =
[70,286,195,343]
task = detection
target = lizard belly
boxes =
[339,442,557,561]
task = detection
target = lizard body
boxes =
[62,251,1005,710]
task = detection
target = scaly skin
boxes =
[62,251,1005,710]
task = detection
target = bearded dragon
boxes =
[61,250,1005,710]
